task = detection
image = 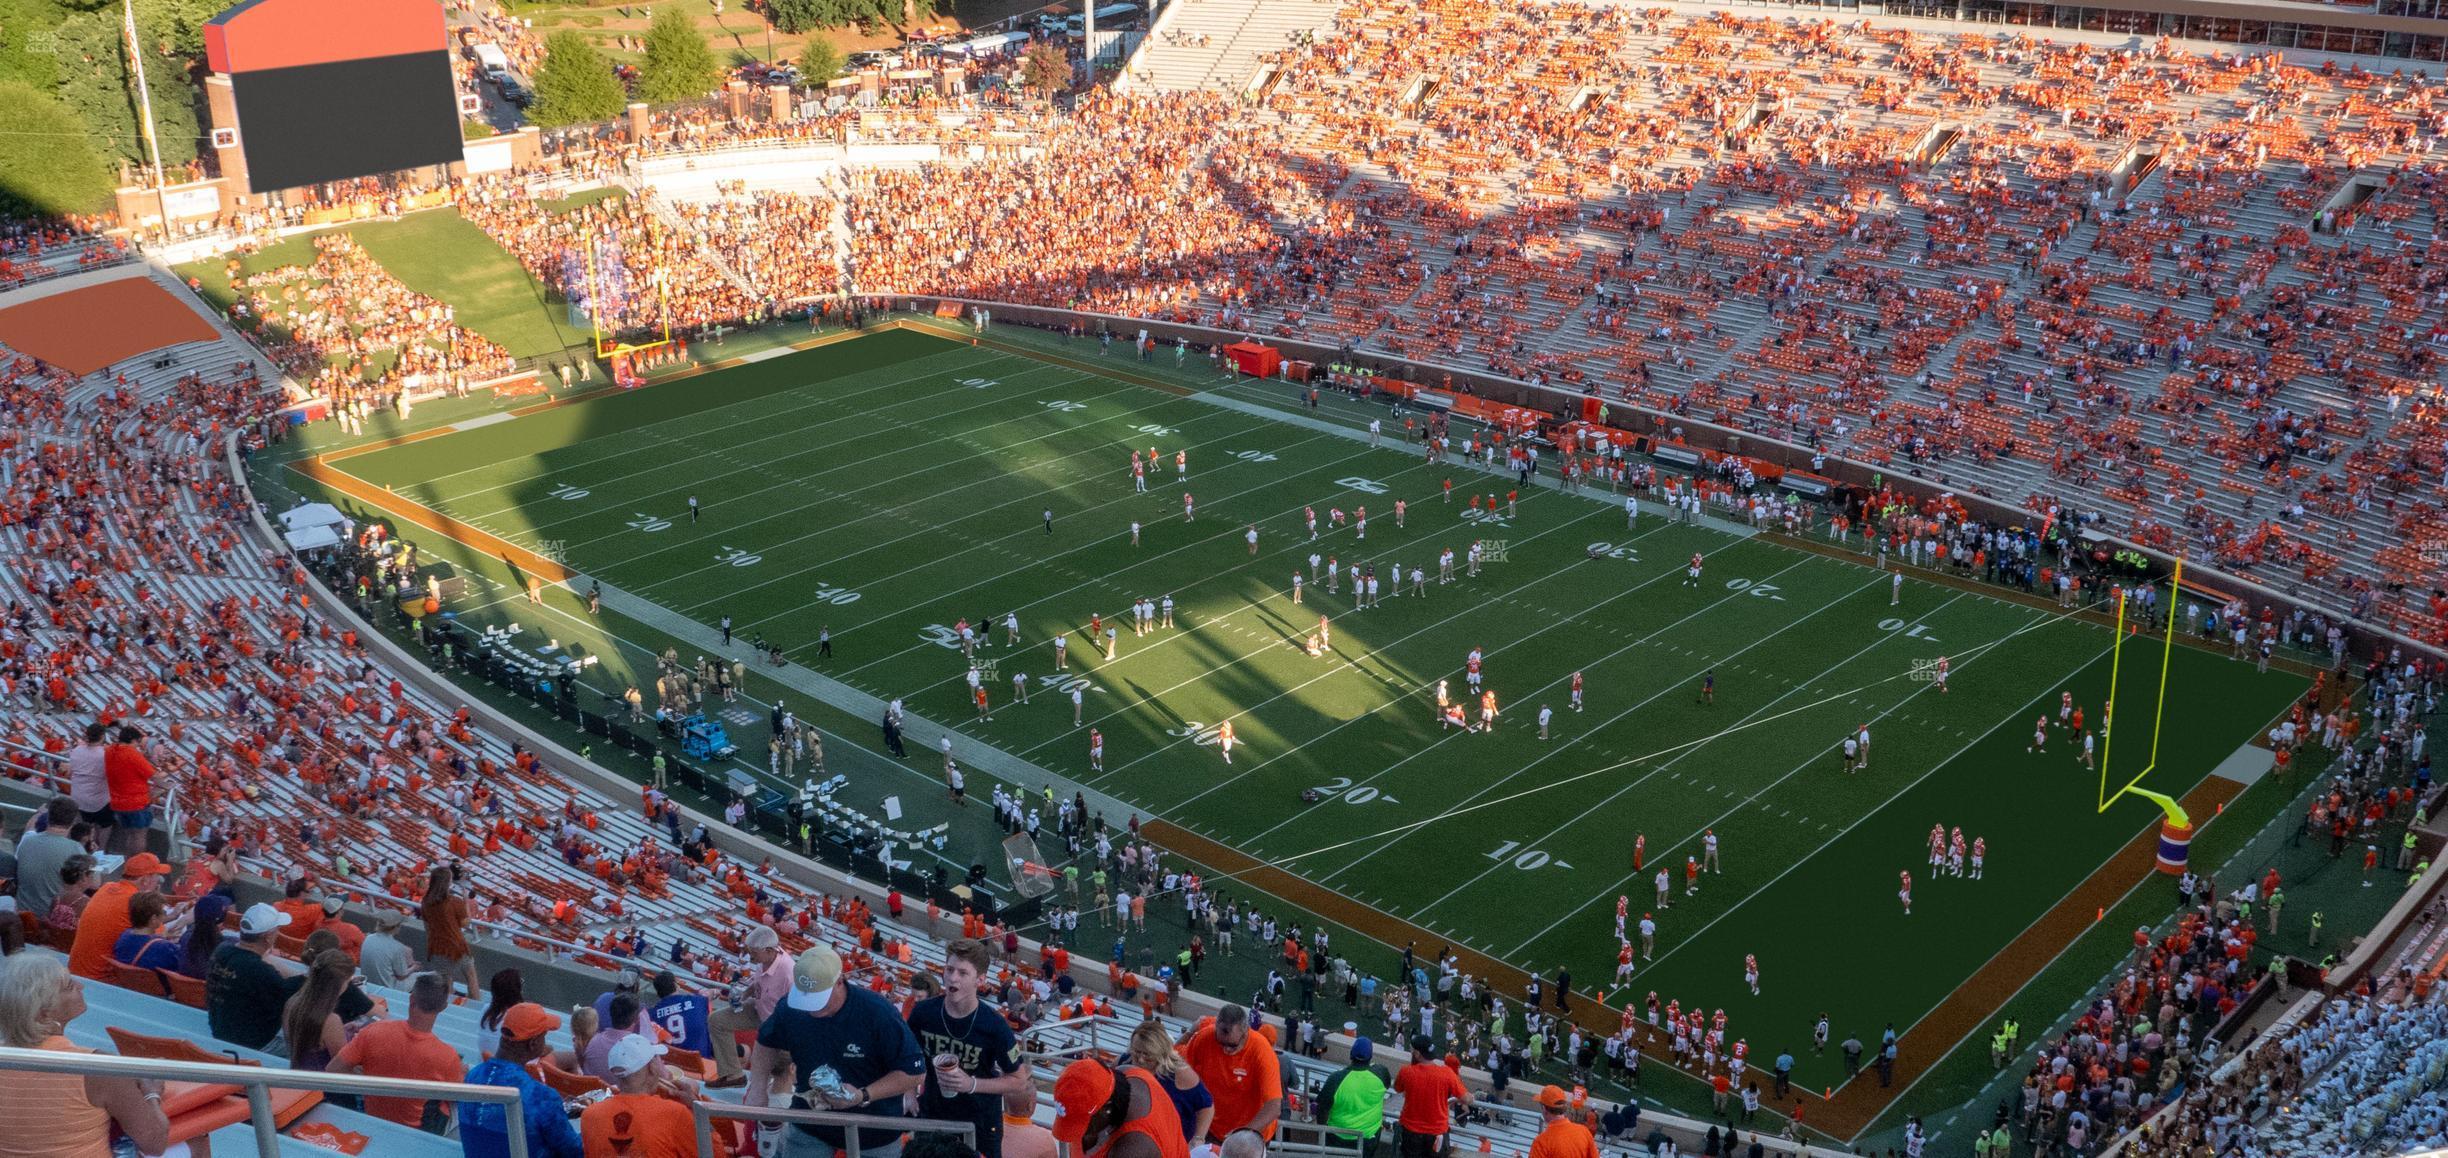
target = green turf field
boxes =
[177,203,604,362]
[320,325,2311,1103]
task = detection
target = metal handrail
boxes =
[0,732,183,861]
[690,1100,976,1157]
[0,1044,535,1158]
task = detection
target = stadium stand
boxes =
[234,0,2448,645]
[15,0,2448,1151]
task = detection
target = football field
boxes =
[305,324,2310,1129]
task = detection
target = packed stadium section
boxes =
[2,0,2448,1153]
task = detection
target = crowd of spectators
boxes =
[203,233,516,417]
[1977,648,2438,1156]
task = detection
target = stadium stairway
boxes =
[1125,0,1342,94]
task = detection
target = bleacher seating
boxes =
[15,0,2448,1150]
[60,954,462,1156]
[0,317,977,1014]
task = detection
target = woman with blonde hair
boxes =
[1129,1016,1213,1145]
[553,1003,600,1074]
[0,953,170,1158]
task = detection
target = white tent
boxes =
[283,523,344,552]
[279,502,347,533]
[279,502,351,553]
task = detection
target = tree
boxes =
[0,80,113,216]
[637,6,719,105]
[53,7,202,173]
[526,31,627,128]
[797,36,844,86]
[763,0,840,35]
[1018,40,1067,99]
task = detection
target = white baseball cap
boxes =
[605,1034,668,1077]
[240,903,292,937]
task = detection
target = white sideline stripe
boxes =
[1184,547,1835,833]
[1559,612,2102,966]
[391,349,1015,495]
[740,348,793,363]
[1339,574,1911,910]
[452,413,516,432]
[450,356,1082,522]
[1191,387,1764,539]
[590,578,1146,835]
[1080,516,1737,794]
[677,420,1370,650]
[1023,509,1699,772]
[562,580,1427,951]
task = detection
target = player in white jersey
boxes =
[1743,954,1760,995]
[1291,572,1304,605]
[2029,716,2048,752]
[1089,728,1103,772]
[1217,719,1235,763]
[1626,496,1638,528]
[1439,548,1455,584]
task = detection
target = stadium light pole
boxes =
[119,0,173,238]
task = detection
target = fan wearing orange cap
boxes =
[1051,1058,1187,1158]
[1525,1087,1597,1158]
[67,851,175,981]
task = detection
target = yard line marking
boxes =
[1168,595,2088,942]
[465,359,1102,534]
[404,348,1020,496]
[1155,525,1786,819]
[1007,514,1706,766]
[635,397,1339,617]
[813,435,1450,675]
[1533,604,2088,963]
[1404,585,1953,930]
[1081,519,1755,796]
[1287,566,1884,880]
